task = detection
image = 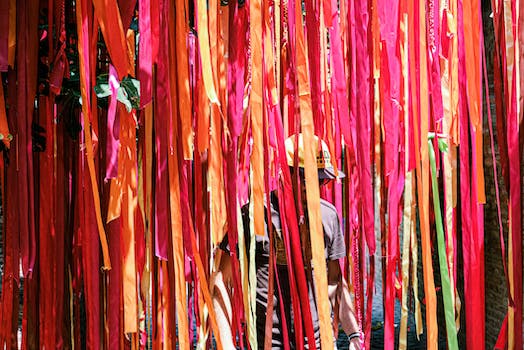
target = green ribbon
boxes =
[428,134,458,349]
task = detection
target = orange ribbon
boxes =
[75,0,111,270]
[413,1,437,347]
[175,0,193,159]
[0,79,10,147]
[7,0,15,68]
[462,0,485,203]
[119,107,138,333]
[196,0,220,104]
[91,0,133,78]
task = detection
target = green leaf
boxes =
[116,87,133,112]
[94,83,112,98]
[120,76,140,110]
[96,73,109,85]
[0,133,13,141]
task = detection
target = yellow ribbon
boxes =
[250,0,265,238]
[399,9,410,348]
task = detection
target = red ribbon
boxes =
[457,1,485,347]
[17,0,39,277]
[153,18,170,260]
[0,76,20,345]
[107,217,124,349]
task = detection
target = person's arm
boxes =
[211,251,235,349]
[327,260,361,349]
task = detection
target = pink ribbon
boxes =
[0,0,7,71]
[138,0,153,107]
[105,65,120,180]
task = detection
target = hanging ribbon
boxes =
[461,0,485,204]
[250,0,265,242]
[415,0,438,347]
[105,65,120,181]
[398,7,411,347]
[7,0,15,68]
[175,0,193,159]
[119,106,139,334]
[208,1,227,249]
[37,95,55,348]
[166,0,190,345]
[76,0,111,269]
[482,37,513,308]
[507,1,523,347]
[196,0,220,104]
[138,0,153,108]
[354,0,375,256]
[291,0,332,346]
[440,3,460,323]
[91,0,132,78]
[16,0,39,277]
[428,135,458,349]
[377,0,404,346]
[0,0,8,71]
[0,77,10,147]
[0,71,20,350]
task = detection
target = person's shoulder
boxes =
[320,198,340,223]
[319,198,337,215]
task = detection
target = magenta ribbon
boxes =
[427,0,444,130]
[105,65,120,180]
[0,1,8,71]
[377,0,403,347]
[354,0,375,255]
[225,1,248,345]
[138,0,153,107]
[507,44,523,350]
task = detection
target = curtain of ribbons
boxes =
[0,0,521,349]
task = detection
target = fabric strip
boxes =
[76,0,111,269]
[91,0,132,78]
[428,138,458,349]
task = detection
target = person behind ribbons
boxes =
[212,134,362,349]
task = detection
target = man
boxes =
[212,135,361,349]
